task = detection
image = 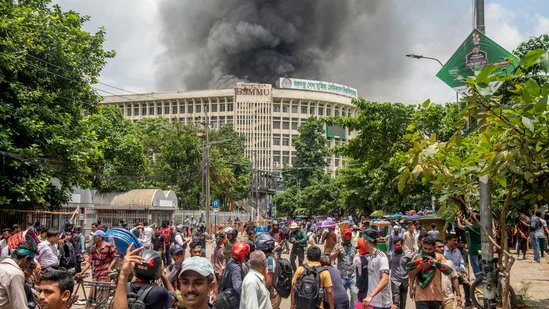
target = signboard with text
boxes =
[436,29,519,96]
[278,78,358,98]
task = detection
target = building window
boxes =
[134,104,139,116]
[149,104,154,115]
[282,105,289,113]
[273,121,281,129]
[310,106,315,114]
[273,156,281,166]
[282,137,290,146]
[282,156,290,165]
[164,103,170,115]
[188,104,193,113]
[179,101,185,114]
[211,103,217,112]
[326,106,332,116]
[172,103,177,114]
[220,102,225,112]
[318,106,324,115]
[335,107,340,117]
[273,103,281,112]
[156,103,162,115]
[282,121,290,130]
[195,103,201,113]
[126,105,132,116]
[291,105,298,113]
[273,137,280,145]
[301,106,307,114]
[327,157,332,165]
[141,105,147,116]
[291,156,297,165]
[335,158,340,166]
[292,121,298,130]
[227,103,233,111]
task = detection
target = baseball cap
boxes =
[343,228,352,235]
[90,230,105,237]
[171,247,185,255]
[179,256,214,278]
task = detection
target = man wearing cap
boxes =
[166,247,186,288]
[177,256,216,309]
[77,229,116,304]
[288,222,307,271]
[330,228,358,309]
[0,241,37,309]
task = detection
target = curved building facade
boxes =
[100,80,357,174]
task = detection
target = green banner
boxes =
[436,29,519,95]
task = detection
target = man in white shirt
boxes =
[402,223,418,257]
[36,229,60,270]
[131,221,154,250]
[240,250,272,309]
[0,242,37,309]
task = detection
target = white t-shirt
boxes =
[535,218,547,238]
[366,250,392,308]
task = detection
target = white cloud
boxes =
[534,15,549,36]
[485,3,525,51]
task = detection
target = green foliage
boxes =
[0,0,113,208]
[82,106,147,192]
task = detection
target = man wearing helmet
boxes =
[214,241,250,309]
[223,227,238,261]
[113,246,174,309]
[256,233,281,309]
[192,223,208,257]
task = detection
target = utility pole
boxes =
[474,1,495,308]
[204,102,211,233]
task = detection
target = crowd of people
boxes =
[0,208,546,309]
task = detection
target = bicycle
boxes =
[71,271,118,308]
[470,258,517,309]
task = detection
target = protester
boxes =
[0,242,37,309]
[255,233,281,309]
[291,245,334,309]
[320,255,349,309]
[37,268,75,309]
[215,241,250,309]
[173,224,189,260]
[113,246,173,309]
[166,247,186,288]
[407,237,461,309]
[240,250,272,309]
[193,223,209,257]
[515,213,530,260]
[224,227,239,261]
[354,237,370,303]
[530,210,544,263]
[160,220,174,266]
[387,225,403,255]
[330,228,358,309]
[72,226,85,274]
[36,229,61,270]
[177,256,216,309]
[288,222,307,271]
[457,213,482,277]
[443,234,471,306]
[427,223,440,240]
[322,226,338,256]
[360,229,392,309]
[269,220,286,260]
[77,229,116,305]
[435,239,458,309]
[212,231,227,282]
[190,241,204,257]
[389,239,409,309]
[0,228,12,259]
[402,222,418,257]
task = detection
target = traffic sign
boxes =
[436,29,518,96]
[212,199,220,208]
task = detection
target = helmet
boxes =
[232,242,251,262]
[197,222,206,230]
[246,225,256,235]
[134,250,162,281]
[254,233,275,252]
[224,227,237,239]
[271,220,278,225]
[176,224,184,233]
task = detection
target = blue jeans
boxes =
[469,253,481,278]
[531,235,541,262]
[342,275,358,309]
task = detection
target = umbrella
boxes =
[319,220,337,228]
[370,210,385,218]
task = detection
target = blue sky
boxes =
[54,0,548,104]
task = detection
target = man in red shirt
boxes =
[77,230,116,305]
[160,221,173,267]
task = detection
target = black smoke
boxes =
[156,0,410,93]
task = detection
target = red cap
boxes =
[343,228,352,235]
[357,237,369,255]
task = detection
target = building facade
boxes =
[101,79,358,175]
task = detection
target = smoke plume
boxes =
[156,0,410,96]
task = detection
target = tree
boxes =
[82,106,147,192]
[0,0,114,208]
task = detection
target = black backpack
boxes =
[356,255,369,300]
[59,242,76,270]
[127,283,155,309]
[296,264,326,308]
[213,260,246,308]
[275,258,293,298]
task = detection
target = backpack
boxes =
[295,264,326,308]
[127,283,155,309]
[213,261,246,308]
[356,255,369,300]
[275,258,293,298]
[59,242,76,270]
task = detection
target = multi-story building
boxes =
[101,78,358,176]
